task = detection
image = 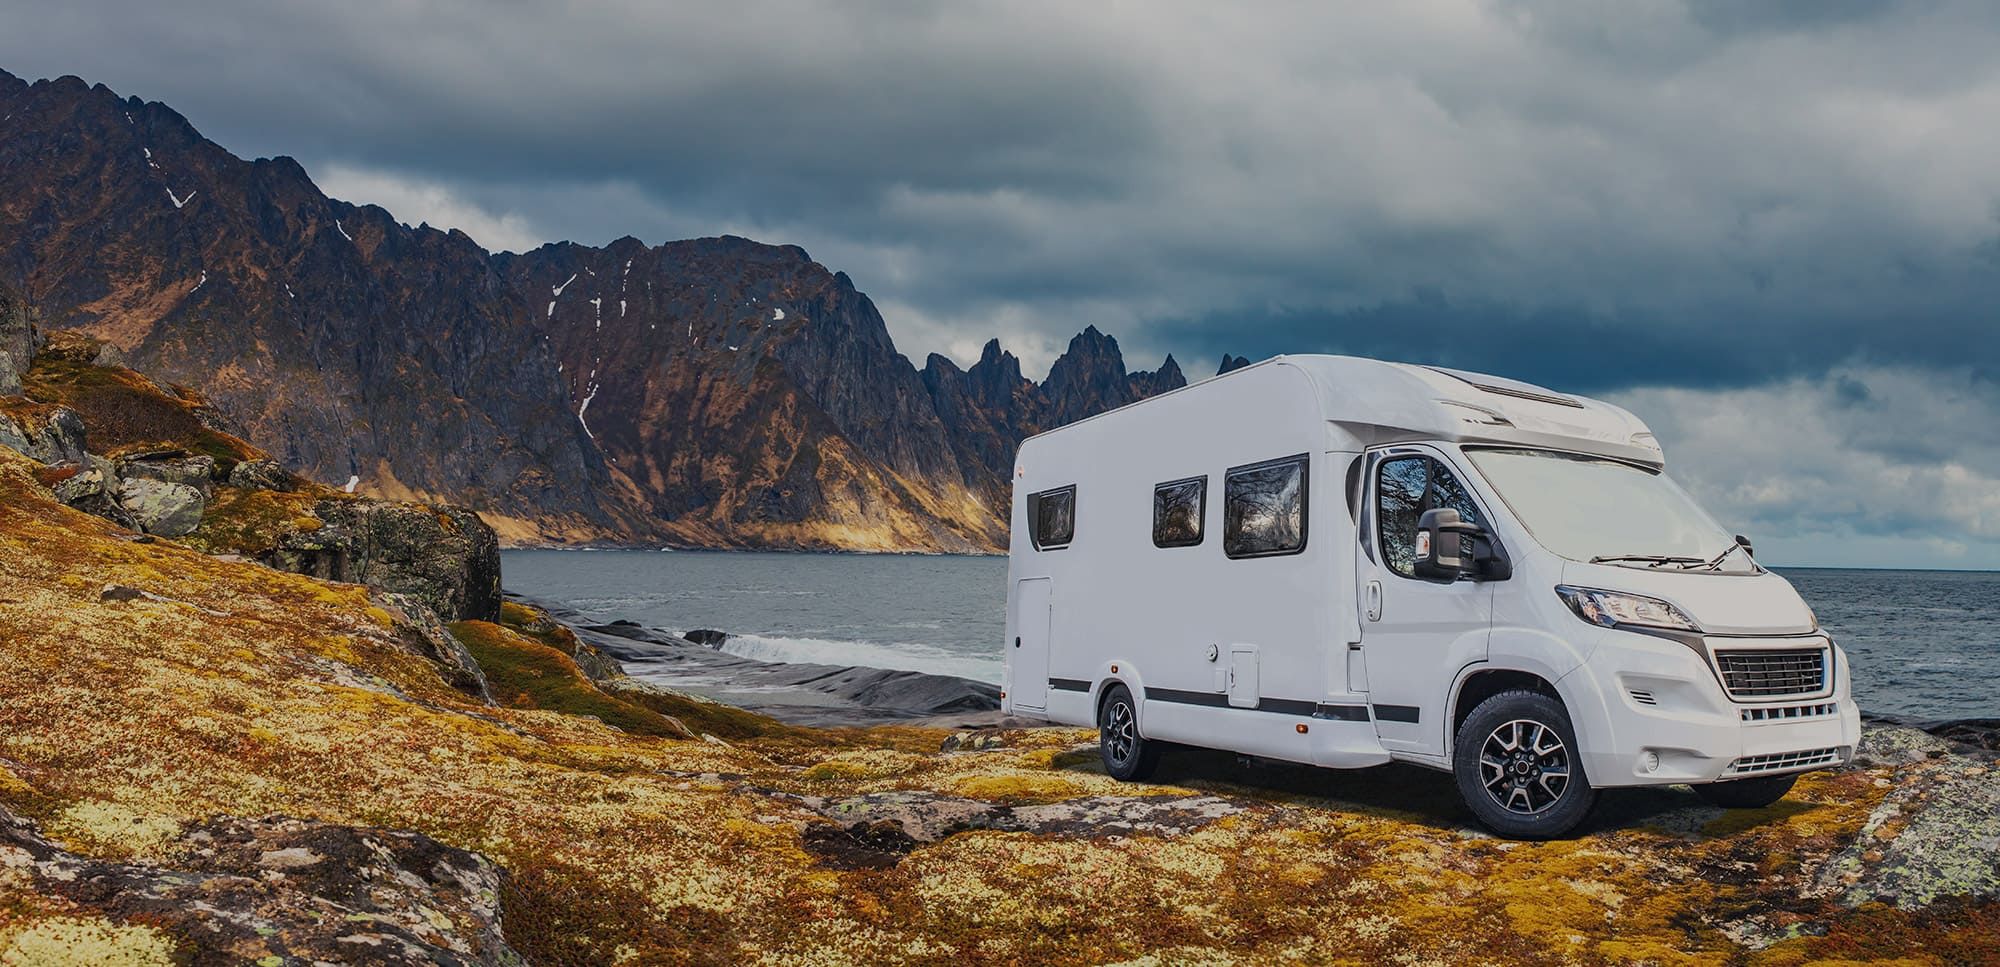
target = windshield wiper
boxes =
[1687,540,1751,572]
[1589,554,1706,568]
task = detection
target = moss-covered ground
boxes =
[0,447,1991,964]
[20,349,260,468]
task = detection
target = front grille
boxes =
[1714,648,1826,698]
[1727,747,1843,775]
[1741,701,1839,723]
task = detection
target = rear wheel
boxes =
[1098,684,1162,782]
[1693,772,1797,809]
[1453,689,1597,839]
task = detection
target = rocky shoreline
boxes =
[510,593,1010,728]
[516,591,2000,754]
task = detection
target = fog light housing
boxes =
[1643,751,1661,773]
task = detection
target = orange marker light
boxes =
[1109,664,1118,674]
[1296,723,1309,734]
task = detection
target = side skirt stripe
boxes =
[1144,687,1371,721]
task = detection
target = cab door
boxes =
[1356,448,1494,756]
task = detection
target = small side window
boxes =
[1152,476,1206,548]
[1028,485,1076,550]
[1376,455,1484,578]
[1223,454,1309,558]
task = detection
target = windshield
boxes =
[1466,448,1757,573]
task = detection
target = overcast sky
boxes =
[5,0,1999,568]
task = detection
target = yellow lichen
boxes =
[43,801,183,859]
[0,445,1977,965]
[0,916,178,966]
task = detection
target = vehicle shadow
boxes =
[1058,741,1812,839]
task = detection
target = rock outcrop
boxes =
[0,311,502,621]
[116,476,205,536]
[0,804,522,965]
[375,592,494,702]
[282,499,502,623]
[0,69,1192,552]
[0,281,36,395]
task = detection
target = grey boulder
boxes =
[227,457,297,491]
[119,477,207,537]
[0,405,87,465]
[119,453,218,496]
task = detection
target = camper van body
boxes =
[1001,355,1860,837]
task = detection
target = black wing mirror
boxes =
[1414,507,1484,581]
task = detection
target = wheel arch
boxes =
[1448,666,1562,759]
[1091,662,1146,730]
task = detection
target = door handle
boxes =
[1365,580,1383,622]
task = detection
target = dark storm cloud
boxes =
[6,0,1999,386]
[5,1,2000,563]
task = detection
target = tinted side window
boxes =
[1029,485,1075,550]
[1377,456,1484,578]
[1223,454,1308,558]
[1153,476,1206,547]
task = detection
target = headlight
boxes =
[1555,586,1700,632]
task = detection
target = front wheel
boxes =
[1693,772,1797,809]
[1453,689,1598,839]
[1098,684,1163,782]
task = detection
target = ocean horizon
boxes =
[503,551,1998,721]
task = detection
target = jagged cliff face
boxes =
[920,328,1185,509]
[0,70,1186,551]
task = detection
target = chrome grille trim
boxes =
[1713,647,1828,698]
[1726,747,1843,775]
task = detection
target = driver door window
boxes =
[1377,455,1484,579]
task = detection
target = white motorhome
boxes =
[1001,355,1860,838]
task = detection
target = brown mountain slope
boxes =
[0,68,1185,551]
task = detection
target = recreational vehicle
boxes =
[1001,355,1860,839]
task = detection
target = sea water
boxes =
[502,551,1997,720]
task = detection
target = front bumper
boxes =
[1569,630,1862,787]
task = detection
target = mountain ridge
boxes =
[0,68,1190,552]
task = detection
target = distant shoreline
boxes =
[500,544,1005,559]
[499,547,1989,572]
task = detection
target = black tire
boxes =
[1453,689,1598,840]
[1692,772,1797,809]
[1098,684,1162,782]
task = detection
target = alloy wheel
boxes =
[1104,700,1137,766]
[1478,718,1572,815]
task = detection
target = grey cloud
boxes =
[8,0,1998,386]
[4,0,2000,566]
[1611,366,2000,567]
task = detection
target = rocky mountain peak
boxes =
[0,66,1223,552]
[1130,353,1186,398]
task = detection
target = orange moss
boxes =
[178,486,322,555]
[446,620,692,739]
[0,445,1990,964]
[20,353,260,468]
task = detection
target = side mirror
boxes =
[1414,507,1482,581]
[1735,534,1754,558]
